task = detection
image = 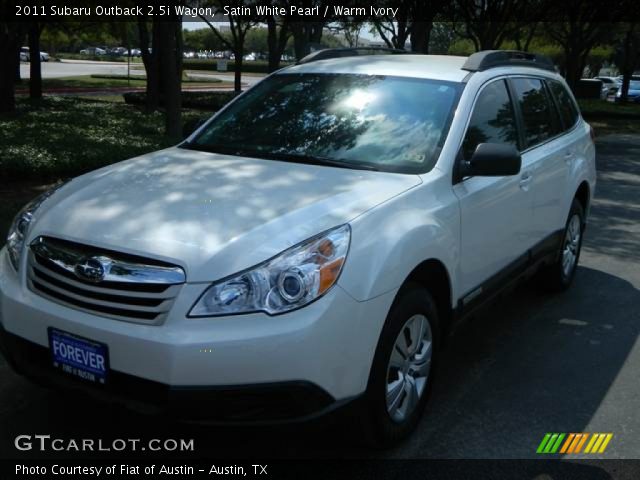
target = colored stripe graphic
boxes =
[536,433,566,454]
[537,433,613,454]
[537,433,552,454]
[560,433,575,454]
[598,434,613,453]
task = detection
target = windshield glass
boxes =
[630,81,640,89]
[186,73,460,173]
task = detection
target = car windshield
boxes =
[185,73,461,174]
[630,81,640,89]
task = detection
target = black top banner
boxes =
[3,0,640,23]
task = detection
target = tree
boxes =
[372,0,413,49]
[158,18,183,139]
[199,1,257,92]
[138,18,161,111]
[0,19,24,113]
[266,15,291,71]
[137,15,183,137]
[545,0,620,90]
[371,1,448,53]
[28,22,44,99]
[330,21,362,47]
[410,1,449,53]
[452,0,518,51]
[615,23,640,103]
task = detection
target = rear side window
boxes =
[548,80,579,130]
[511,78,561,149]
[462,80,518,160]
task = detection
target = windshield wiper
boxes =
[181,142,379,172]
[180,142,247,156]
[251,151,380,171]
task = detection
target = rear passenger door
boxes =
[509,77,571,244]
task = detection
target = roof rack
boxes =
[462,50,556,72]
[297,47,408,65]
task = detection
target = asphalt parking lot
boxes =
[1,133,639,461]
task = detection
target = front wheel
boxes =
[359,283,440,447]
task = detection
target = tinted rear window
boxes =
[512,78,561,149]
[548,80,579,131]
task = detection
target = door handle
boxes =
[519,172,532,190]
[564,151,574,165]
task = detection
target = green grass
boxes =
[589,118,640,136]
[0,96,209,182]
[0,96,211,239]
[578,99,640,119]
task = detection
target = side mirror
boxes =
[459,143,521,178]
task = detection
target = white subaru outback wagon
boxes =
[0,50,595,445]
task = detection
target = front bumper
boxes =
[0,248,396,421]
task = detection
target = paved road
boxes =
[19,59,264,86]
[1,134,639,462]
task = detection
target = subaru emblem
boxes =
[74,256,111,283]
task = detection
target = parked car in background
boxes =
[615,79,640,103]
[594,76,620,99]
[79,47,107,56]
[108,47,128,56]
[19,47,49,62]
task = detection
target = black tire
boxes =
[537,199,585,292]
[358,283,440,448]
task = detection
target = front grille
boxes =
[27,237,186,324]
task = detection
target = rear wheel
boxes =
[359,283,439,447]
[537,199,585,292]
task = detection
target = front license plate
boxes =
[48,328,109,384]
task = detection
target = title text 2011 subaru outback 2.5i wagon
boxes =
[0,50,595,445]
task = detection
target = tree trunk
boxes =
[158,20,182,139]
[139,18,160,112]
[28,23,42,99]
[619,25,636,103]
[0,22,21,113]
[291,22,308,60]
[410,21,434,54]
[15,48,21,83]
[267,17,279,72]
[234,51,243,92]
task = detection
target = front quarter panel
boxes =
[338,171,460,304]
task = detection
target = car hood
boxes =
[30,147,421,282]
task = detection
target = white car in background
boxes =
[0,49,596,446]
[595,76,620,99]
[19,47,49,62]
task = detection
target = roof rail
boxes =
[297,47,408,65]
[462,50,556,72]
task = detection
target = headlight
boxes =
[189,224,350,317]
[6,182,65,271]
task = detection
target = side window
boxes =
[462,80,518,160]
[548,80,579,130]
[511,78,561,148]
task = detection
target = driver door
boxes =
[453,78,534,299]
